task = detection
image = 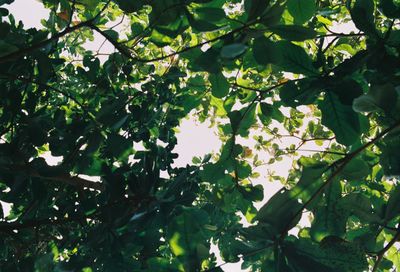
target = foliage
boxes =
[0,0,400,271]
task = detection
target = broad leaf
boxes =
[380,0,400,18]
[209,72,230,98]
[319,93,361,146]
[385,185,400,222]
[220,43,247,59]
[287,0,316,24]
[252,36,281,65]
[270,25,317,41]
[276,41,319,75]
[244,0,271,21]
[349,0,376,34]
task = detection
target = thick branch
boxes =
[7,163,104,191]
[31,171,104,191]
[91,18,260,63]
[0,216,81,232]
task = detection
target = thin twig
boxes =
[0,0,111,64]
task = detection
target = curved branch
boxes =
[280,118,400,238]
[233,78,302,94]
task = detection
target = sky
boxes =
[1,1,358,271]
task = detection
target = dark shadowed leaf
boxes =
[270,25,317,41]
[319,93,361,146]
[209,72,230,98]
[276,41,319,75]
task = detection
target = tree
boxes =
[0,0,400,270]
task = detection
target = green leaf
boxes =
[0,40,17,57]
[105,134,132,158]
[0,0,13,5]
[341,158,370,180]
[193,7,225,22]
[255,188,302,234]
[147,257,181,272]
[369,83,398,112]
[220,43,247,59]
[256,159,326,234]
[187,12,221,32]
[191,48,221,73]
[380,139,400,177]
[353,83,397,114]
[113,0,144,13]
[380,0,400,18]
[270,25,317,41]
[333,50,369,76]
[338,193,382,223]
[285,237,368,272]
[236,161,252,179]
[0,22,10,38]
[287,0,316,24]
[260,0,286,26]
[319,93,360,146]
[319,236,369,271]
[228,105,257,137]
[385,185,400,222]
[279,79,321,107]
[276,41,319,75]
[244,0,271,21]
[252,36,281,65]
[167,208,210,263]
[329,78,364,105]
[311,194,347,242]
[200,163,225,182]
[259,102,284,125]
[258,102,272,126]
[35,52,52,83]
[209,72,230,98]
[352,94,380,113]
[289,158,327,203]
[284,241,336,272]
[349,0,376,34]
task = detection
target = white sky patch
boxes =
[77,174,101,182]
[324,20,359,47]
[40,151,63,166]
[331,20,357,34]
[0,200,12,218]
[173,117,220,167]
[5,0,49,29]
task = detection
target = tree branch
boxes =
[0,20,92,64]
[280,118,400,238]
[7,163,105,191]
[372,225,400,272]
[0,1,111,64]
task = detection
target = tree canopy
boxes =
[1,0,400,271]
